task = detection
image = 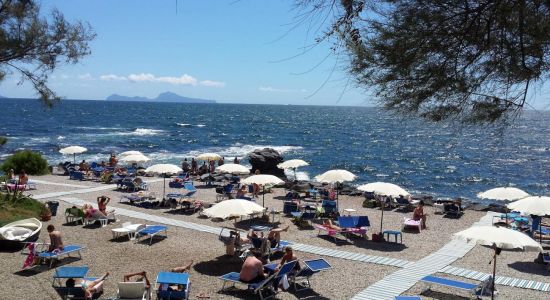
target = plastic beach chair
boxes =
[52,266,99,299]
[135,225,168,245]
[117,281,148,300]
[38,245,84,268]
[291,258,331,291]
[155,272,190,300]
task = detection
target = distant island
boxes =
[106,91,216,104]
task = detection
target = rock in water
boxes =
[248,148,286,178]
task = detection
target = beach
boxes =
[1,174,548,299]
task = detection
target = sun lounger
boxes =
[421,275,493,298]
[116,281,149,300]
[394,297,421,300]
[402,217,422,232]
[291,258,331,291]
[52,266,104,299]
[38,245,84,268]
[313,223,342,241]
[219,260,297,300]
[135,225,168,245]
[111,222,145,240]
[65,207,85,225]
[155,272,190,300]
[291,211,316,228]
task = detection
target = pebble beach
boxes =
[1,173,548,299]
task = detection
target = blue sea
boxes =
[1,98,549,202]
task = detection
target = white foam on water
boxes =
[116,128,164,136]
[75,126,124,130]
[57,135,65,140]
[176,123,192,127]
[196,124,206,127]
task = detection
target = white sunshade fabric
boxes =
[454,226,542,252]
[240,174,284,186]
[314,169,357,183]
[119,150,144,157]
[277,159,309,169]
[357,182,410,197]
[507,196,550,216]
[59,146,87,155]
[196,153,222,161]
[202,199,266,219]
[477,187,529,201]
[144,164,182,174]
[215,164,250,175]
[120,154,150,164]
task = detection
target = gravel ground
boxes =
[4,174,548,299]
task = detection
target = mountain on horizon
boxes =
[106,91,216,104]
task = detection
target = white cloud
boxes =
[100,74,127,81]
[259,86,307,93]
[200,80,225,88]
[78,73,93,80]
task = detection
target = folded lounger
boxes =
[155,271,190,300]
[135,225,168,245]
[111,222,145,240]
[38,245,84,268]
[291,258,332,291]
[219,260,297,300]
[421,275,493,298]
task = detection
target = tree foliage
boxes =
[0,0,95,105]
[296,0,550,123]
[1,150,49,175]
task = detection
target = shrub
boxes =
[0,193,43,226]
[1,150,49,175]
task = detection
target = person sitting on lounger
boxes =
[413,200,427,229]
[277,246,299,271]
[47,225,64,252]
[109,154,118,167]
[67,272,109,300]
[240,250,267,283]
[97,196,111,215]
[83,203,110,218]
[267,225,289,248]
[18,169,29,185]
[236,186,249,199]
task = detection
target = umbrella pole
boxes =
[262,186,265,208]
[491,247,498,300]
[163,173,166,201]
[73,153,76,164]
[540,220,542,245]
[336,183,339,213]
[380,198,384,234]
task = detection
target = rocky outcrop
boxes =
[248,148,285,178]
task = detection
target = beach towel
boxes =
[23,243,36,269]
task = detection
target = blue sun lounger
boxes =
[135,225,168,245]
[292,258,331,291]
[421,275,492,298]
[155,272,190,300]
[38,245,84,268]
[219,260,297,300]
[52,266,103,299]
[395,296,421,300]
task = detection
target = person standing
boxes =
[181,158,190,173]
[191,158,198,174]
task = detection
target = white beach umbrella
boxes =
[216,164,250,175]
[120,154,150,164]
[454,226,542,300]
[507,196,550,244]
[59,146,87,163]
[357,182,410,234]
[202,199,266,219]
[144,164,183,200]
[314,169,357,211]
[119,150,144,157]
[357,182,410,197]
[196,153,222,161]
[478,187,529,201]
[241,175,284,207]
[277,159,309,180]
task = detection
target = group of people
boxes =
[6,168,28,185]
[181,156,244,176]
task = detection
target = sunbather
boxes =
[277,246,298,270]
[67,272,109,300]
[47,225,64,252]
[109,154,118,166]
[123,271,151,289]
[240,250,267,283]
[170,260,194,273]
[267,225,289,248]
[413,200,427,229]
[18,169,29,185]
[322,219,342,231]
[97,196,111,215]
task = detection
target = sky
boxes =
[1,0,369,106]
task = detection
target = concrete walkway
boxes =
[351,212,499,300]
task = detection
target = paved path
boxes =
[351,212,499,300]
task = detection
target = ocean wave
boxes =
[75,126,124,130]
[57,135,65,140]
[196,124,206,127]
[176,123,192,127]
[116,128,164,136]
